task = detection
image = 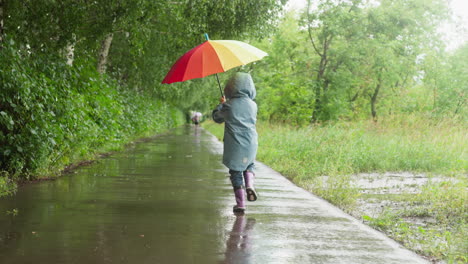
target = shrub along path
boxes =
[0,126,427,263]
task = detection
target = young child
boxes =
[191,111,202,125]
[212,72,259,213]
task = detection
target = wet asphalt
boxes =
[0,125,428,263]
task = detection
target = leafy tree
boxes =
[106,0,287,107]
[296,0,449,121]
[423,44,468,118]
[253,12,314,125]
[0,0,288,180]
[357,0,448,120]
[251,0,452,123]
[302,0,365,121]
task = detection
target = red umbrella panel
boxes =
[162,41,224,84]
[162,38,268,96]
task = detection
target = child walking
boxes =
[212,72,259,213]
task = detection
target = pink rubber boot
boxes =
[244,171,258,201]
[233,187,246,213]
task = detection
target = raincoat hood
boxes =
[224,72,256,100]
[212,72,258,172]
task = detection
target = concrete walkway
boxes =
[208,126,427,264]
[0,125,428,263]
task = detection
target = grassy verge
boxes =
[202,118,467,262]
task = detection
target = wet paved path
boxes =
[0,126,427,263]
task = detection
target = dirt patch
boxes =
[354,172,457,194]
[352,172,460,217]
[347,172,466,263]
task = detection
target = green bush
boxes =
[0,39,184,190]
[0,172,17,197]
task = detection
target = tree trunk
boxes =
[312,80,322,122]
[0,0,4,45]
[370,76,382,121]
[65,42,75,66]
[97,33,113,74]
[307,0,329,123]
[311,40,329,122]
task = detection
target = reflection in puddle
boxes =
[223,215,256,264]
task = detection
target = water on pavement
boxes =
[0,125,427,264]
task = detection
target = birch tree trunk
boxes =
[65,34,76,66]
[65,43,75,66]
[97,33,113,74]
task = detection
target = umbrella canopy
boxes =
[161,39,267,86]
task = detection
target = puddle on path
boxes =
[0,126,430,264]
[0,126,233,263]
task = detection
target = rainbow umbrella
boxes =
[162,34,267,96]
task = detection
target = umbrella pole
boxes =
[205,34,223,97]
[215,73,224,97]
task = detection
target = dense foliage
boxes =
[0,0,286,185]
[252,0,466,124]
[204,1,466,262]
[1,0,466,262]
[0,39,185,179]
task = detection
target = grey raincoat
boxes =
[212,72,258,172]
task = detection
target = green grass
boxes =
[202,117,467,262]
[256,119,467,177]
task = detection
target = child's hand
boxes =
[220,96,226,104]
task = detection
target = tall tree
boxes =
[300,0,449,121]
[107,0,287,102]
[359,0,448,119]
[303,0,367,121]
[423,44,468,117]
